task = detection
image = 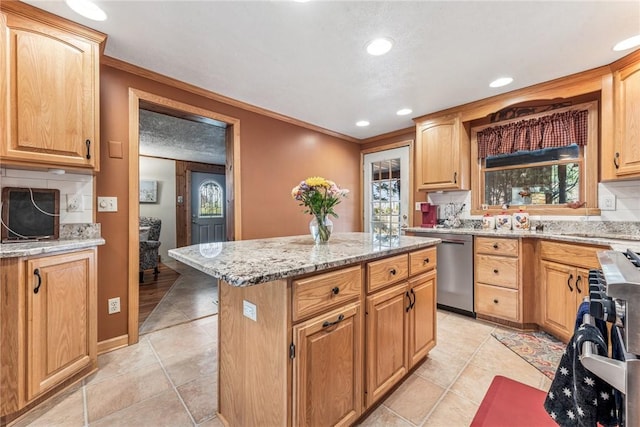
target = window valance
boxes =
[477,109,588,159]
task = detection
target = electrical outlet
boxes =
[108,297,121,314]
[601,195,616,211]
[97,196,118,212]
[66,194,83,212]
[243,300,257,322]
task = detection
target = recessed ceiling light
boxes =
[613,34,640,51]
[366,38,393,56]
[356,120,370,127]
[489,77,514,88]
[396,108,412,116]
[65,0,107,21]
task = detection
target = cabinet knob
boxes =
[493,269,499,274]
[493,243,499,249]
[423,258,430,264]
[331,287,340,295]
[389,268,397,276]
[493,299,499,304]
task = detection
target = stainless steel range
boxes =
[583,249,640,425]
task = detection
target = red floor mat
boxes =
[471,375,557,426]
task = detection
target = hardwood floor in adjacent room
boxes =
[138,263,181,326]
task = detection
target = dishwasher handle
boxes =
[440,239,467,245]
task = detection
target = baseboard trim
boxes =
[97,334,129,355]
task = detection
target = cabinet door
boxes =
[25,250,96,401]
[415,116,464,190]
[540,260,575,342]
[292,302,362,427]
[1,13,98,169]
[614,61,640,177]
[575,268,590,313]
[365,282,408,407]
[407,271,436,369]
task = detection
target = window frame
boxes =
[470,101,600,216]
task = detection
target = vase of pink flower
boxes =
[291,176,349,243]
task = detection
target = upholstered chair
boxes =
[139,216,162,283]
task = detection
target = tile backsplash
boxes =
[424,179,640,223]
[0,167,93,224]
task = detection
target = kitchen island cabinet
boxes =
[169,232,440,426]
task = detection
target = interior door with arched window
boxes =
[191,171,226,244]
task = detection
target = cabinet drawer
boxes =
[475,254,518,289]
[475,283,518,321]
[293,266,362,321]
[539,241,606,270]
[475,237,519,257]
[367,254,408,293]
[409,247,437,276]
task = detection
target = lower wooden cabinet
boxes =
[292,302,362,427]
[365,268,436,408]
[1,249,97,418]
[539,241,606,342]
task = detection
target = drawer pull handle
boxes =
[614,152,620,169]
[322,314,344,329]
[389,268,397,276]
[85,139,91,160]
[493,299,499,304]
[493,269,499,274]
[423,258,430,264]
[567,274,574,292]
[33,268,42,294]
[576,276,582,294]
[331,286,340,295]
[410,288,416,309]
[405,291,411,312]
[493,244,498,249]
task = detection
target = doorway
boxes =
[363,145,411,239]
[128,88,242,344]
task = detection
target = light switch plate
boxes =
[97,196,118,212]
[415,202,422,211]
[600,195,616,211]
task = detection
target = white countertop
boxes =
[0,238,106,258]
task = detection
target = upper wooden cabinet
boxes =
[612,58,640,177]
[0,3,105,171]
[414,113,470,191]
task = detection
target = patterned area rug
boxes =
[491,330,565,380]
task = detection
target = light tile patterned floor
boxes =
[10,291,552,426]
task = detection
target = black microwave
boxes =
[1,187,60,242]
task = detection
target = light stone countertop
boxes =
[168,232,441,287]
[403,227,640,253]
[0,238,106,258]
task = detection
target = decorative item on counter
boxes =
[496,212,512,230]
[482,213,495,230]
[512,209,530,230]
[566,201,586,209]
[291,176,349,244]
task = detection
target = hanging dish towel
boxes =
[575,301,609,344]
[544,324,617,426]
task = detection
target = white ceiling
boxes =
[25,0,640,140]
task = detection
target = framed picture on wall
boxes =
[140,180,158,203]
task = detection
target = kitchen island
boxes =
[169,232,440,427]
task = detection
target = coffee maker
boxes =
[420,203,437,228]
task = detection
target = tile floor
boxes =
[10,268,553,427]
[139,259,218,335]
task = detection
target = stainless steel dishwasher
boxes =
[436,233,474,316]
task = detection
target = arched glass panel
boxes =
[199,180,223,218]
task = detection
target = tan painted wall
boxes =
[97,64,361,341]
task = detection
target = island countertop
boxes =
[168,232,441,287]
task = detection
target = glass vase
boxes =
[309,215,333,244]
